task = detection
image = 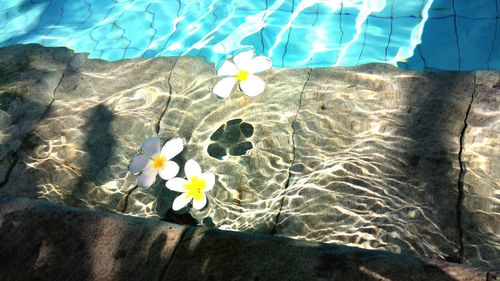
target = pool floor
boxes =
[1,0,499,70]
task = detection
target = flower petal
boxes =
[172,193,193,211]
[161,138,185,160]
[185,159,202,179]
[129,155,149,173]
[192,193,207,210]
[158,161,180,180]
[137,170,157,188]
[233,50,255,70]
[240,75,266,97]
[213,77,236,99]
[165,177,189,192]
[200,172,215,192]
[141,136,161,157]
[217,60,239,77]
[247,56,272,73]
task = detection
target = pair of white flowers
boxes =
[128,50,272,210]
[129,136,214,210]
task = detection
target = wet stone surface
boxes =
[0,45,73,184]
[127,56,311,232]
[0,45,498,269]
[461,71,500,270]
[1,44,177,213]
[274,66,474,260]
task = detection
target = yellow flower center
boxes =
[235,70,250,81]
[151,155,167,170]
[184,176,206,201]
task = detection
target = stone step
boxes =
[0,196,488,281]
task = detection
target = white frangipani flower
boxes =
[213,50,272,99]
[166,159,215,211]
[129,136,184,188]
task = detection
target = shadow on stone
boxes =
[0,199,93,280]
[162,228,478,281]
[0,44,73,192]
[403,72,474,261]
[77,104,116,192]
[0,189,486,281]
[0,94,48,188]
[0,197,187,281]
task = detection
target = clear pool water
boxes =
[0,0,499,70]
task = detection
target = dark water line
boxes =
[259,0,269,54]
[159,0,182,55]
[144,1,158,58]
[455,73,477,261]
[384,0,395,62]
[417,45,427,68]
[306,5,319,68]
[42,0,68,46]
[451,0,462,71]
[486,0,499,70]
[281,0,295,67]
[356,18,369,65]
[337,2,344,62]
[271,68,312,235]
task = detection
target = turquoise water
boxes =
[0,0,498,70]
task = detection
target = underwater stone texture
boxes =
[1,45,177,213]
[274,66,474,260]
[0,45,499,269]
[127,57,310,233]
[461,72,500,269]
[0,46,72,184]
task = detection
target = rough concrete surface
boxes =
[0,196,187,281]
[0,197,489,281]
[461,71,500,269]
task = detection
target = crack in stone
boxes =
[454,73,477,262]
[158,225,193,281]
[121,58,180,214]
[270,68,312,235]
[0,65,68,190]
[0,155,18,190]
[155,57,180,134]
[118,184,139,213]
[42,66,66,118]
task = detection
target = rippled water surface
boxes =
[1,45,498,270]
[1,0,499,70]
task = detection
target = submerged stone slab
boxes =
[1,45,499,269]
[2,46,177,213]
[126,56,310,233]
[0,196,187,281]
[0,45,73,183]
[462,71,500,270]
[275,65,474,259]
